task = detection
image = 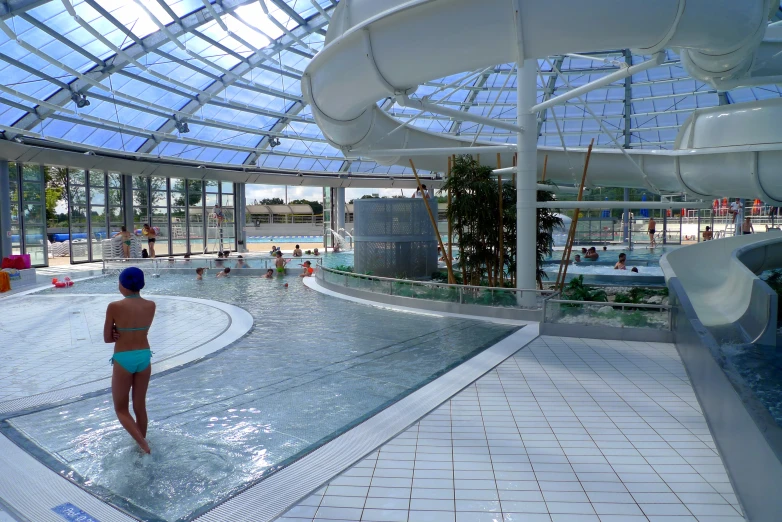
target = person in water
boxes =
[614,253,627,270]
[196,267,204,280]
[113,226,132,258]
[264,268,274,279]
[104,267,156,454]
[217,267,231,278]
[235,256,248,269]
[275,251,287,274]
[142,224,157,258]
[313,248,320,256]
[293,245,303,257]
[585,247,599,260]
[573,254,581,264]
[631,267,639,273]
[300,260,314,278]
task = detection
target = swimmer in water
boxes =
[614,253,627,270]
[313,248,320,256]
[264,268,274,279]
[216,267,231,278]
[300,260,314,278]
[196,267,204,280]
[631,267,639,273]
[104,267,155,454]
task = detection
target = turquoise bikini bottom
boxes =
[112,349,152,373]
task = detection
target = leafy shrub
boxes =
[621,311,651,328]
[331,264,353,273]
[563,276,608,303]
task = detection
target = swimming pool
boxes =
[2,274,516,521]
[247,236,323,244]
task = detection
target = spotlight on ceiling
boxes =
[269,136,281,148]
[174,119,190,134]
[70,92,90,108]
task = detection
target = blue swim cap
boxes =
[119,267,145,292]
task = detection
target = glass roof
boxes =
[1,0,781,176]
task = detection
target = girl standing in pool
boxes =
[104,267,156,454]
[142,224,157,259]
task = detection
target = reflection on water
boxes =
[9,275,515,521]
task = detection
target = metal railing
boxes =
[317,265,558,310]
[543,298,672,330]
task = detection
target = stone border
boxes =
[303,277,533,326]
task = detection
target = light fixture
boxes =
[84,150,96,156]
[70,92,90,108]
[12,136,24,144]
[268,136,281,148]
[174,119,190,134]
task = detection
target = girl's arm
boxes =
[103,304,115,343]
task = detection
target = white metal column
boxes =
[336,187,346,234]
[517,59,537,305]
[0,160,11,258]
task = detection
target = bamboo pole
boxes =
[555,139,594,291]
[410,159,455,282]
[497,153,504,287]
[541,154,548,182]
[446,156,455,284]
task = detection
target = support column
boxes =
[623,188,630,243]
[517,59,537,304]
[236,183,247,252]
[737,198,745,236]
[0,161,11,258]
[122,174,134,231]
[336,187,346,234]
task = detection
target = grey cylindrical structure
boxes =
[354,198,438,278]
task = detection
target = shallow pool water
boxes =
[6,275,515,521]
[544,263,663,277]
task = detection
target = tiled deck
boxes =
[279,336,744,522]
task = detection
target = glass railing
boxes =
[317,266,557,310]
[543,299,672,330]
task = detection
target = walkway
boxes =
[280,336,743,522]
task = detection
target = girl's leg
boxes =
[131,365,151,438]
[112,365,151,453]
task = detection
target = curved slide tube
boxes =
[660,230,782,346]
[304,0,782,199]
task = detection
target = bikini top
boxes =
[117,294,152,331]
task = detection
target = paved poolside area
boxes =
[280,336,744,522]
[0,293,241,404]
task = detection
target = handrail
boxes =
[546,299,671,310]
[318,265,556,295]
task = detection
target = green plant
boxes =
[621,311,651,328]
[443,155,561,290]
[762,270,782,319]
[331,264,353,273]
[562,276,608,302]
[613,293,635,304]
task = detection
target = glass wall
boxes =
[4,161,238,264]
[187,180,205,254]
[8,162,21,256]
[6,162,48,266]
[170,178,188,255]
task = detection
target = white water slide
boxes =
[303,0,782,202]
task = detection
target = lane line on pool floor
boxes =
[195,325,539,522]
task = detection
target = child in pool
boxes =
[196,267,204,280]
[275,251,287,274]
[300,260,314,278]
[216,267,231,278]
[264,269,274,279]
